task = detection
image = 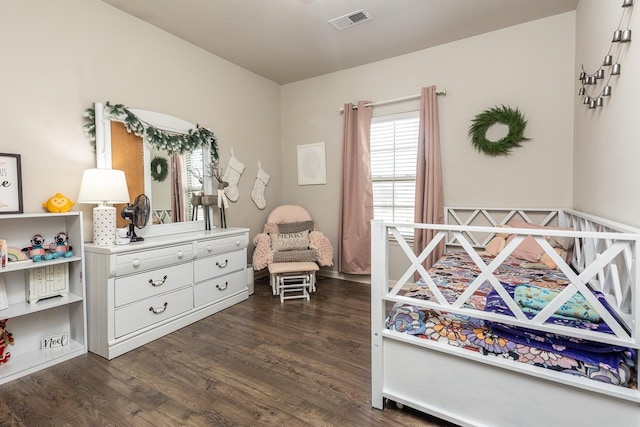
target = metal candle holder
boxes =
[578,0,632,109]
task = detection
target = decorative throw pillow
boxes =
[539,248,569,269]
[482,236,506,256]
[547,235,575,251]
[510,235,546,262]
[277,220,315,234]
[271,230,309,252]
[506,220,573,263]
[273,249,318,263]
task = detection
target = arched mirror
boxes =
[93,103,215,236]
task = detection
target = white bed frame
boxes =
[371,208,640,427]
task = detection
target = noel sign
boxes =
[0,153,23,214]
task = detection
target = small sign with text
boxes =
[41,333,69,350]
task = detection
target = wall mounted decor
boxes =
[150,156,169,182]
[221,148,245,202]
[0,153,23,214]
[297,142,327,185]
[578,0,634,109]
[251,161,270,209]
[468,106,529,157]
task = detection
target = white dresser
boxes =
[85,227,249,359]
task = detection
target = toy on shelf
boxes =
[6,247,29,263]
[48,232,73,259]
[22,234,51,262]
[42,193,75,213]
[0,319,14,365]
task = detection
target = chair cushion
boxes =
[268,262,319,274]
[267,205,312,223]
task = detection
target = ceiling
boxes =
[102,0,579,85]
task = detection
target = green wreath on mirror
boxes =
[468,105,529,156]
[150,156,169,182]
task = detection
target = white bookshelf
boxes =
[0,212,87,385]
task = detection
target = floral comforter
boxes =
[385,252,636,387]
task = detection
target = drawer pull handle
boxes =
[132,259,141,268]
[216,259,228,268]
[149,275,168,287]
[216,282,228,291]
[177,250,184,258]
[149,302,168,314]
[207,245,213,252]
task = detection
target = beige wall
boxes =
[573,0,640,227]
[3,3,605,276]
[0,1,282,246]
[281,13,576,274]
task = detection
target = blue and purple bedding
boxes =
[385,251,637,387]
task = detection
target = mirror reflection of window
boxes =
[186,148,204,221]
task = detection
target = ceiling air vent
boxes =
[329,9,372,31]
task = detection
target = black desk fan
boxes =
[121,194,150,242]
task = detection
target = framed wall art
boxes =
[297,142,326,185]
[0,153,23,214]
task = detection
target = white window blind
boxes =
[185,148,204,220]
[370,112,419,238]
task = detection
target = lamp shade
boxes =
[77,169,130,205]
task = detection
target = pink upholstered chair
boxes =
[252,205,333,301]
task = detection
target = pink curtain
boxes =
[339,101,373,274]
[414,86,444,269]
[171,153,185,223]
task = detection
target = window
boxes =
[185,148,204,220]
[370,111,419,238]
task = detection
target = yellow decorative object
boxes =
[42,193,75,213]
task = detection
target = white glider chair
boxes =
[252,205,333,302]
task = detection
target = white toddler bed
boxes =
[371,208,640,427]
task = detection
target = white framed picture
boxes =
[297,142,326,185]
[0,153,24,214]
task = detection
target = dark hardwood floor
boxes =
[0,277,455,426]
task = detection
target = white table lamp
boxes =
[77,169,130,246]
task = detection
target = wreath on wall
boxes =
[468,105,529,156]
[150,156,169,182]
[83,101,219,161]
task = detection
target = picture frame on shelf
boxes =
[0,153,23,214]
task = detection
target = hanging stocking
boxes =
[222,148,245,202]
[251,162,270,210]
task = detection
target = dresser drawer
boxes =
[114,262,193,307]
[114,287,193,338]
[194,248,246,282]
[195,234,248,258]
[194,269,246,307]
[115,243,193,276]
